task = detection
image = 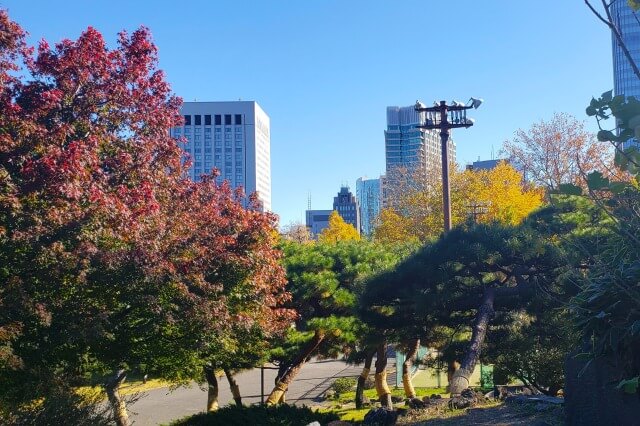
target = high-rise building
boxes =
[611,0,640,149]
[170,101,271,211]
[385,105,456,181]
[356,177,381,236]
[333,186,360,233]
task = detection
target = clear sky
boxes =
[1,0,613,226]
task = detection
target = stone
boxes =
[448,396,472,409]
[305,422,321,426]
[363,407,398,425]
[407,397,427,409]
[390,395,403,403]
[324,389,336,399]
[430,393,442,399]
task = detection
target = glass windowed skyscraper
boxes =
[356,177,381,236]
[611,0,640,149]
[385,105,455,181]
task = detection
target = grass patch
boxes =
[332,386,449,405]
[317,406,370,422]
[75,378,168,400]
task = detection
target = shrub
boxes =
[331,377,357,395]
[169,404,339,426]
[2,385,113,426]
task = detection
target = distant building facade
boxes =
[385,105,456,180]
[333,186,360,233]
[171,101,271,211]
[356,177,381,236]
[611,0,640,150]
[305,209,333,236]
[465,159,506,171]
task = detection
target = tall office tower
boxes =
[385,105,456,183]
[170,101,271,211]
[356,177,381,236]
[333,186,360,233]
[612,0,640,149]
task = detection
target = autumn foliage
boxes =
[0,10,291,422]
[374,162,543,243]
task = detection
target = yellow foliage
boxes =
[318,211,361,243]
[373,162,543,242]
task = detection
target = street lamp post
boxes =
[415,98,482,231]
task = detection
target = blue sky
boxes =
[2,1,613,226]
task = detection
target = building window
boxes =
[215,127,221,133]
[235,114,242,125]
[195,161,202,167]
[173,128,181,135]
[184,115,191,125]
[225,140,232,147]
[215,133,221,141]
[235,147,242,153]
[184,127,191,134]
[195,168,201,175]
[205,115,211,125]
[225,154,232,161]
[235,133,242,140]
[215,154,221,160]
[225,114,231,125]
[215,147,222,153]
[225,127,232,133]
[236,160,242,166]
[205,134,211,141]
[205,155,212,161]
[236,174,243,181]
[235,126,242,133]
[225,167,232,174]
[195,115,201,125]
[195,128,201,134]
[194,135,200,141]
[236,167,242,173]
[204,147,212,153]
[215,115,221,125]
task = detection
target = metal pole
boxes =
[439,101,452,232]
[260,366,264,405]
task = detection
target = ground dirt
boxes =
[397,401,564,426]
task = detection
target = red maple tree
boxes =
[0,11,292,424]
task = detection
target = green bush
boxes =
[169,404,339,426]
[331,377,357,395]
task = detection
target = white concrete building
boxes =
[171,101,271,211]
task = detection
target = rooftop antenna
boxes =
[307,193,311,210]
[491,145,495,160]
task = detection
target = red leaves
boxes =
[1,9,292,382]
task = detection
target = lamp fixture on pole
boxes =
[415,98,482,231]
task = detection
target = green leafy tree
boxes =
[265,240,403,405]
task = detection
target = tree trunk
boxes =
[356,350,375,409]
[105,369,129,426]
[449,287,495,395]
[224,368,242,406]
[446,360,461,390]
[374,342,393,408]
[402,338,420,399]
[204,366,219,412]
[266,330,325,405]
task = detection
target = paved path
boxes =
[128,358,385,425]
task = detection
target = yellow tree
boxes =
[373,162,543,242]
[373,209,417,245]
[464,162,544,225]
[318,211,361,243]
